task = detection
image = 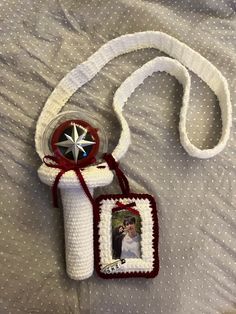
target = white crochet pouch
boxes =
[35,31,232,281]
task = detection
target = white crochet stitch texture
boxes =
[60,187,95,280]
[98,197,155,274]
[35,31,232,280]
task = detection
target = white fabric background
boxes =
[0,0,235,313]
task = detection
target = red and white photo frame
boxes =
[94,193,159,279]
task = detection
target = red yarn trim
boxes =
[51,119,100,167]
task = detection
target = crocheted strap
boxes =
[35,31,232,160]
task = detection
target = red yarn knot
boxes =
[103,153,130,195]
[103,153,119,170]
[43,155,96,208]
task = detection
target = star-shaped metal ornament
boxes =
[56,123,96,162]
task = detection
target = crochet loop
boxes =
[103,153,130,195]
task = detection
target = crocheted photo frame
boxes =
[94,193,159,279]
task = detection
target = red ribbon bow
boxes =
[43,155,95,208]
[112,201,139,216]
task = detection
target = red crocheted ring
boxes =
[51,119,99,167]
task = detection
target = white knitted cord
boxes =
[35,31,232,280]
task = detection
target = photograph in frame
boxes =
[94,193,159,279]
[112,208,142,260]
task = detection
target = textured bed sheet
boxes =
[1,0,236,313]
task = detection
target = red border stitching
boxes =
[93,193,159,279]
[51,119,100,166]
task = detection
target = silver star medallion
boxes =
[56,123,95,162]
